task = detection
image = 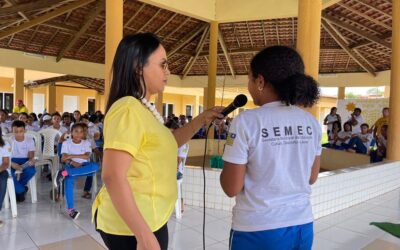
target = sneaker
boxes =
[68,209,80,220]
[16,192,25,203]
[53,170,64,188]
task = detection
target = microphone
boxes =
[220,94,248,116]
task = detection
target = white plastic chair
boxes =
[175,153,188,219]
[4,168,17,218]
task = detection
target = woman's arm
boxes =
[173,108,223,148]
[102,149,160,249]
[220,162,246,197]
[309,156,321,185]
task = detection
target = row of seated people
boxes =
[0,119,101,226]
[322,121,388,163]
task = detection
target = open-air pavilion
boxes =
[1,1,400,249]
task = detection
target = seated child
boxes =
[344,123,373,154]
[0,127,11,227]
[10,120,36,202]
[370,125,388,163]
[322,121,341,149]
[54,123,99,220]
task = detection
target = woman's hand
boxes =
[137,233,161,250]
[198,106,225,126]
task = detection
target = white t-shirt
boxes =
[11,135,35,158]
[325,114,339,131]
[177,144,189,174]
[0,141,11,166]
[358,132,373,150]
[222,102,322,232]
[61,139,92,164]
[337,131,352,145]
[88,123,100,138]
[0,122,11,135]
[347,115,365,134]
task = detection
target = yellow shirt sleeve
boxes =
[103,99,144,157]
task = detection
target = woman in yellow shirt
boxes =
[92,33,223,250]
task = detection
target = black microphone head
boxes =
[233,94,248,108]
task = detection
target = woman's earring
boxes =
[258,86,263,92]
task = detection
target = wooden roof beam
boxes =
[167,23,207,57]
[182,26,209,79]
[137,9,161,33]
[124,3,146,28]
[321,19,376,76]
[154,12,177,34]
[348,32,392,49]
[218,29,236,78]
[322,12,391,50]
[0,0,96,40]
[0,0,69,16]
[56,0,104,62]
[338,2,391,30]
[41,22,103,40]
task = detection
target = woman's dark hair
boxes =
[0,127,4,147]
[330,107,337,114]
[105,33,161,113]
[89,114,98,123]
[29,113,38,121]
[250,46,320,107]
[0,109,7,116]
[361,123,369,129]
[343,122,352,132]
[52,112,61,118]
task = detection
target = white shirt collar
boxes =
[261,101,286,108]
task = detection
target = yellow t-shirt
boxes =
[92,96,178,235]
[374,117,389,137]
[12,106,28,113]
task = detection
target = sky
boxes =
[320,86,386,97]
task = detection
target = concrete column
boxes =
[338,87,346,100]
[14,68,24,103]
[384,86,390,98]
[194,95,200,116]
[24,87,33,112]
[155,92,163,115]
[104,0,123,110]
[296,0,322,118]
[46,84,56,114]
[387,0,400,160]
[206,21,218,110]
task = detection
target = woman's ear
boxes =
[256,74,266,89]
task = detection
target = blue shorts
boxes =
[229,222,313,250]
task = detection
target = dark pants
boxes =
[0,170,8,210]
[343,137,368,154]
[98,224,168,250]
[11,158,36,194]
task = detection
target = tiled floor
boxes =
[1,176,400,250]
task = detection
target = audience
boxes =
[347,108,364,134]
[323,107,342,135]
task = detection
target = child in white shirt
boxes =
[54,123,99,220]
[10,120,36,203]
[344,123,373,154]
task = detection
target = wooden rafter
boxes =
[321,19,376,76]
[6,0,30,21]
[179,45,343,57]
[337,2,391,30]
[0,0,68,16]
[41,22,103,40]
[167,23,207,57]
[322,12,391,50]
[154,12,177,34]
[124,3,146,28]
[163,17,191,41]
[354,0,392,19]
[349,32,391,49]
[246,21,253,47]
[56,0,104,62]
[218,28,236,78]
[328,11,383,35]
[275,20,280,45]
[261,20,267,46]
[0,0,96,40]
[182,26,209,79]
[137,9,161,33]
[39,29,58,53]
[24,25,40,50]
